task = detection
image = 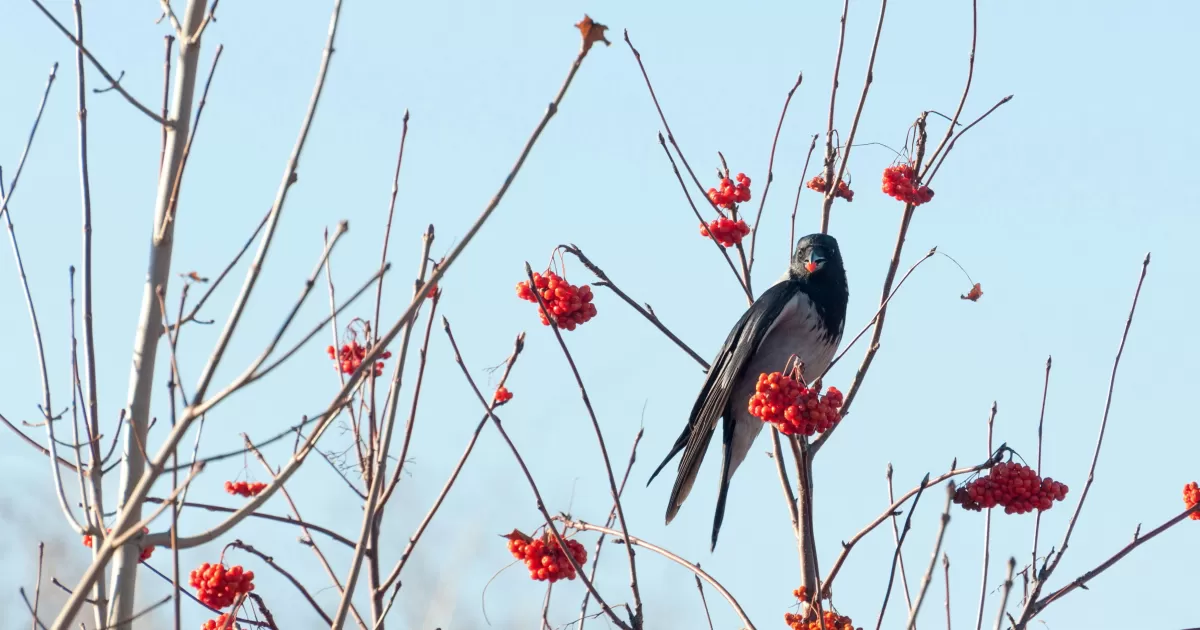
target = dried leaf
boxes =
[961,283,983,302]
[501,528,532,543]
[184,271,209,283]
[575,15,610,53]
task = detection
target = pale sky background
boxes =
[2,1,1198,629]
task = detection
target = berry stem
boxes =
[818,0,852,235]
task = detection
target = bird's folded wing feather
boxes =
[653,281,802,523]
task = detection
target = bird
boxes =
[648,233,850,550]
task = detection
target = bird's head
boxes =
[791,233,846,282]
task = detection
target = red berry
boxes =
[706,172,752,209]
[700,217,751,248]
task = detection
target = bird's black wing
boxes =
[649,280,803,524]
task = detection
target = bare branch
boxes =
[906,483,955,629]
[747,72,803,272]
[27,0,166,124]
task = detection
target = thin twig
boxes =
[1030,357,1052,583]
[943,554,952,630]
[926,95,1013,184]
[443,320,632,630]
[993,559,1015,630]
[172,210,271,332]
[524,262,644,627]
[887,465,915,613]
[230,540,332,625]
[1014,255,1151,627]
[0,65,58,219]
[747,72,803,273]
[824,0,889,234]
[374,334,525,613]
[578,428,643,630]
[561,244,707,369]
[144,498,354,546]
[159,35,174,173]
[657,134,753,300]
[32,542,45,630]
[818,0,852,234]
[20,588,49,630]
[921,0,977,179]
[1033,504,1200,613]
[974,403,997,630]
[158,44,224,241]
[695,573,715,630]
[812,114,928,455]
[27,0,166,124]
[244,436,367,630]
[875,473,931,630]
[0,413,79,471]
[789,135,819,258]
[824,458,997,596]
[561,518,757,630]
[906,483,955,630]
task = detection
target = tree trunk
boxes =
[107,3,208,627]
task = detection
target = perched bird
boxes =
[648,233,850,550]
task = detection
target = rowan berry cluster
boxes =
[326,341,392,377]
[504,529,588,583]
[699,217,751,248]
[806,176,855,201]
[706,172,752,209]
[785,607,859,630]
[953,462,1069,514]
[516,271,597,331]
[83,527,153,562]
[224,480,267,498]
[1183,481,1200,521]
[189,563,255,609]
[881,164,934,206]
[200,614,238,630]
[747,372,843,436]
[493,386,513,404]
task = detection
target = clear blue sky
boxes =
[2,1,1198,628]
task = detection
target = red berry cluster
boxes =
[327,341,392,377]
[189,563,256,609]
[504,529,588,583]
[201,614,238,630]
[785,610,860,630]
[699,217,751,248]
[224,480,267,498]
[83,527,153,562]
[806,176,855,202]
[747,372,843,437]
[953,462,1069,514]
[493,386,513,405]
[516,271,597,331]
[706,172,752,209]
[1184,481,1200,521]
[881,164,934,206]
